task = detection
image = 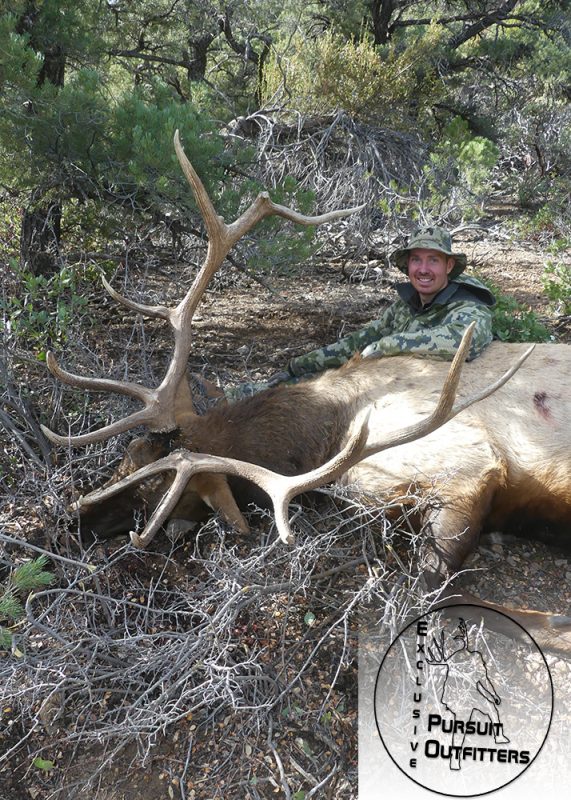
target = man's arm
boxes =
[361,303,493,362]
[288,303,398,378]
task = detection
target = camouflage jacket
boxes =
[287,276,495,379]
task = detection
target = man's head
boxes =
[392,226,467,305]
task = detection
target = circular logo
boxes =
[373,604,553,797]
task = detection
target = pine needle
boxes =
[11,556,55,592]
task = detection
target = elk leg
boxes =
[189,473,250,534]
[421,489,494,592]
[421,479,571,655]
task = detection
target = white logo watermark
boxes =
[360,604,554,798]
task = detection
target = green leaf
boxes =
[304,611,316,626]
[33,758,55,772]
[0,592,24,622]
[12,556,55,592]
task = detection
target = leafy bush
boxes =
[1,260,94,356]
[373,115,499,227]
[261,25,447,122]
[543,259,571,316]
[478,276,552,343]
[516,177,571,241]
[0,195,21,264]
[262,30,381,116]
[510,195,570,317]
[424,117,499,219]
[439,117,499,194]
[108,80,229,216]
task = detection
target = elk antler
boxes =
[73,324,534,548]
[41,130,365,446]
[72,412,371,549]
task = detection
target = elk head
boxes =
[42,131,532,548]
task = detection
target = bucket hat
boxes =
[392,226,467,279]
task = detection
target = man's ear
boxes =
[446,257,455,274]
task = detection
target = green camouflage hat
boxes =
[392,226,467,279]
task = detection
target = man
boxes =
[226,226,495,400]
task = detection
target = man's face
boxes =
[407,248,455,304]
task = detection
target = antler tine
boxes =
[44,351,152,401]
[41,350,162,446]
[41,410,154,448]
[101,275,170,320]
[358,325,534,462]
[173,129,226,244]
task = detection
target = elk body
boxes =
[79,343,571,584]
[42,131,571,653]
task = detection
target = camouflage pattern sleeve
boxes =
[225,295,493,402]
[360,302,493,362]
[287,303,398,377]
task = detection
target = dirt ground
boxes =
[1,222,570,800]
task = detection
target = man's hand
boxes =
[361,343,382,359]
[266,370,291,387]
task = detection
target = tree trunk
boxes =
[17,4,65,275]
[20,198,62,277]
[369,0,395,45]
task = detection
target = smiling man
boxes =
[283,226,495,378]
[226,226,495,400]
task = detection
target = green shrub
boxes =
[262,30,381,116]
[543,259,571,315]
[428,117,499,197]
[0,196,21,263]
[0,556,55,653]
[1,260,95,356]
[517,178,571,241]
[478,276,552,343]
[261,25,446,122]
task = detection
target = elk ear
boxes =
[190,473,250,534]
[122,436,165,471]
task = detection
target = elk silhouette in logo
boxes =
[42,131,571,653]
[426,618,510,770]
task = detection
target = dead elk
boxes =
[41,131,571,653]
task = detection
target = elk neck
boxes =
[179,368,367,475]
